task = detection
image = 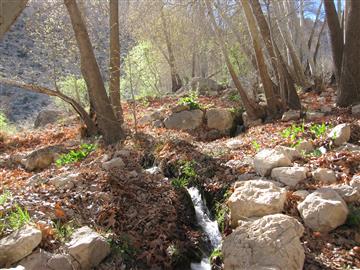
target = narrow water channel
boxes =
[187,187,222,270]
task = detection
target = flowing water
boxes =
[187,187,222,270]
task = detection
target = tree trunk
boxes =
[204,0,264,120]
[109,0,123,123]
[0,0,28,39]
[337,0,360,106]
[240,0,282,117]
[160,9,182,92]
[324,0,343,82]
[64,0,123,144]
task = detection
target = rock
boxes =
[328,123,351,146]
[138,115,153,125]
[271,167,309,187]
[228,180,287,227]
[164,110,203,130]
[101,157,125,171]
[336,143,360,152]
[114,149,131,158]
[47,254,74,270]
[274,145,301,161]
[66,226,110,269]
[330,175,360,203]
[306,111,325,120]
[222,214,305,270]
[0,225,42,267]
[152,120,164,128]
[18,249,52,270]
[149,109,165,120]
[282,110,300,121]
[352,104,360,115]
[49,173,79,190]
[242,112,262,128]
[0,266,25,270]
[312,168,337,184]
[253,148,292,176]
[190,77,222,95]
[138,110,165,125]
[225,140,242,150]
[297,188,348,232]
[206,108,234,132]
[22,145,65,171]
[293,190,310,200]
[295,140,314,153]
[145,166,162,175]
[34,110,62,128]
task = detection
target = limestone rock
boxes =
[18,249,52,270]
[297,188,348,232]
[293,190,310,200]
[312,168,337,184]
[253,149,292,176]
[222,214,305,270]
[274,145,301,161]
[228,180,287,227]
[328,123,351,146]
[101,157,125,171]
[34,110,62,128]
[282,110,300,121]
[271,167,309,187]
[330,176,360,203]
[66,226,110,269]
[206,108,234,132]
[164,110,203,130]
[190,77,222,95]
[306,111,325,120]
[352,104,360,115]
[0,225,42,267]
[49,173,79,190]
[295,140,314,153]
[225,140,242,150]
[171,104,190,113]
[47,254,74,270]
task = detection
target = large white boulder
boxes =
[66,226,110,269]
[253,149,292,176]
[228,180,287,227]
[312,168,337,184]
[271,167,309,187]
[206,108,234,132]
[164,110,204,130]
[328,123,351,146]
[223,214,305,270]
[297,188,348,232]
[0,225,42,267]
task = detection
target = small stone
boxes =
[328,123,351,146]
[306,111,325,120]
[253,149,292,176]
[352,104,360,115]
[297,188,348,232]
[101,157,125,171]
[49,173,79,190]
[114,149,131,158]
[0,225,42,266]
[293,190,310,200]
[312,168,337,184]
[271,167,309,187]
[281,110,300,121]
[274,145,301,161]
[152,120,164,128]
[225,140,242,150]
[66,226,110,269]
[295,140,314,153]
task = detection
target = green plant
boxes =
[210,248,223,261]
[56,143,96,166]
[309,122,331,138]
[0,112,16,134]
[281,122,305,142]
[171,177,189,189]
[252,140,261,152]
[2,204,31,232]
[0,190,11,205]
[228,92,241,102]
[53,220,75,242]
[57,76,89,111]
[178,91,201,110]
[346,206,360,229]
[110,235,137,260]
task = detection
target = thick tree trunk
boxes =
[204,0,264,120]
[64,0,123,144]
[0,0,28,39]
[240,0,282,117]
[109,0,123,123]
[337,0,360,106]
[160,9,182,92]
[324,0,343,82]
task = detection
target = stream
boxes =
[187,187,222,270]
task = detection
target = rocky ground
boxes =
[0,86,360,270]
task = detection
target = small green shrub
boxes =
[309,122,332,138]
[178,92,201,110]
[0,112,7,130]
[210,248,223,261]
[56,143,96,166]
[252,140,261,152]
[281,122,305,142]
[53,220,75,242]
[228,92,241,102]
[0,112,16,134]
[171,177,189,189]
[0,190,11,205]
[0,203,31,235]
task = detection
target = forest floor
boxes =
[0,87,360,270]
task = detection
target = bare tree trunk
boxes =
[109,0,123,123]
[204,0,264,120]
[313,19,326,66]
[324,0,343,82]
[0,0,28,39]
[64,0,123,144]
[160,9,182,92]
[240,0,282,117]
[337,0,360,106]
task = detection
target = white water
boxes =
[187,187,222,270]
